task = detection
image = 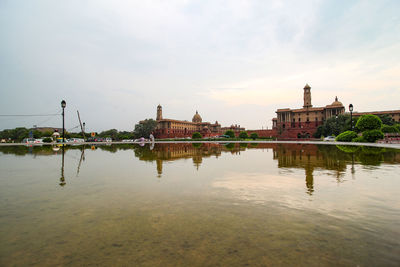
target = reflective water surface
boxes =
[0,143,400,266]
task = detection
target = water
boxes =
[0,143,399,266]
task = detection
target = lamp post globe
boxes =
[61,100,66,143]
[349,104,354,130]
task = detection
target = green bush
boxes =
[381,125,399,133]
[395,124,400,132]
[335,131,358,142]
[352,136,366,143]
[224,130,235,138]
[239,131,248,139]
[192,132,202,139]
[362,129,384,143]
[355,114,382,132]
[43,137,53,143]
[250,133,258,140]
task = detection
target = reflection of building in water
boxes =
[136,143,245,177]
[156,159,163,177]
[149,143,223,176]
[132,143,400,182]
[272,144,348,195]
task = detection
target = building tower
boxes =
[303,84,312,108]
[156,104,163,120]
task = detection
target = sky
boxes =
[1,0,399,132]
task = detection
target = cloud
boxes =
[0,0,399,130]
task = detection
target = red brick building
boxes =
[273,84,345,139]
[153,105,244,138]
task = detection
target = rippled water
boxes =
[0,143,399,266]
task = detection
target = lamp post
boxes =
[349,104,354,130]
[61,100,66,143]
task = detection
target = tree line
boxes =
[0,119,159,142]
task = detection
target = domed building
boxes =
[154,105,224,138]
[192,111,202,123]
[273,84,345,139]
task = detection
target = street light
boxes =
[349,104,354,130]
[61,100,66,143]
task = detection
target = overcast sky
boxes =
[1,0,399,132]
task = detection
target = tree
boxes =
[362,129,384,143]
[99,129,118,140]
[224,130,235,138]
[134,119,157,138]
[192,132,202,139]
[250,132,259,140]
[239,131,248,139]
[381,125,399,133]
[356,115,382,132]
[116,131,135,140]
[313,114,352,138]
[335,131,358,142]
[378,114,394,126]
[0,127,30,141]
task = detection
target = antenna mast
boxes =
[77,110,86,140]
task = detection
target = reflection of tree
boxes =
[336,145,400,166]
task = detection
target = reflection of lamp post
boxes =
[349,104,354,130]
[60,145,66,186]
[61,100,66,143]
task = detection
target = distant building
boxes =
[273,84,345,139]
[154,105,221,138]
[352,110,400,123]
[32,127,63,133]
[221,124,245,133]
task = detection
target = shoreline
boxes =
[1,140,399,149]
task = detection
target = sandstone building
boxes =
[154,105,224,138]
[352,110,400,123]
[273,84,345,139]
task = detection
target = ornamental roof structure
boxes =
[192,111,202,123]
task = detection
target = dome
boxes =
[192,110,202,123]
[331,96,343,106]
[304,84,311,89]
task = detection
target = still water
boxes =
[0,143,399,266]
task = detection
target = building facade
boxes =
[154,105,224,138]
[352,110,400,123]
[273,84,345,139]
